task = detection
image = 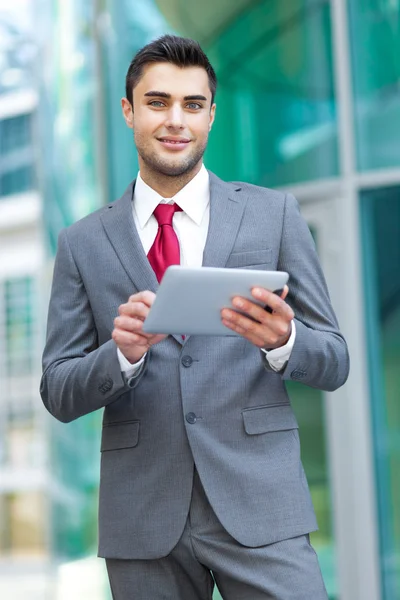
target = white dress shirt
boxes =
[117,164,295,376]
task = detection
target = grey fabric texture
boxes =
[40,171,349,560]
[106,470,328,599]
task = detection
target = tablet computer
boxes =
[142,266,289,336]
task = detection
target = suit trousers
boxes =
[105,469,328,600]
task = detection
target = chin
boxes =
[160,165,194,177]
[153,158,199,178]
[139,146,204,178]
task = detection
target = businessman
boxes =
[41,35,349,599]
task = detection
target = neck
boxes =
[139,163,202,198]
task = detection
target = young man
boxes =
[41,35,349,599]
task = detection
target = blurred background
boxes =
[0,0,399,599]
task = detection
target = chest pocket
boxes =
[226,249,272,269]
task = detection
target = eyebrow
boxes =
[144,91,207,102]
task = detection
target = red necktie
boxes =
[148,203,182,282]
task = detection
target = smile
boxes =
[157,138,191,150]
[159,139,190,144]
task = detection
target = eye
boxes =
[186,102,202,110]
[149,100,165,108]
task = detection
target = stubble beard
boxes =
[135,133,208,179]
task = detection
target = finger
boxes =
[147,332,168,345]
[230,297,272,325]
[128,290,156,307]
[112,328,148,348]
[280,285,289,301]
[114,315,147,333]
[221,313,268,348]
[222,308,266,339]
[222,306,291,345]
[230,294,293,327]
[118,301,151,319]
[251,287,294,320]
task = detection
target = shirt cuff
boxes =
[117,348,147,378]
[261,321,296,372]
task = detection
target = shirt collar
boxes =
[133,164,210,228]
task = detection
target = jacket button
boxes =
[291,369,306,379]
[181,355,193,367]
[98,377,113,394]
[185,412,197,424]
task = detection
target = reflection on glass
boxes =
[39,0,101,253]
[349,0,400,171]
[361,186,400,600]
[160,0,338,186]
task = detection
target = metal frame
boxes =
[325,1,387,598]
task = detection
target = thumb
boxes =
[280,285,289,301]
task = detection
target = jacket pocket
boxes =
[242,404,298,435]
[101,420,140,451]
[226,249,272,268]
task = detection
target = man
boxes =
[41,35,349,599]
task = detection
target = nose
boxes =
[165,104,185,130]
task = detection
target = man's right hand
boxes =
[112,291,166,364]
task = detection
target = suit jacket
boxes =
[40,171,349,559]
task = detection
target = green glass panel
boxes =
[361,186,400,600]
[205,0,338,186]
[39,0,102,254]
[349,0,400,171]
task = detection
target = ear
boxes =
[121,97,134,129]
[209,103,216,131]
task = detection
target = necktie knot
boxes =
[153,203,182,227]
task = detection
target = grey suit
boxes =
[41,171,349,596]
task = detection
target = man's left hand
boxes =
[221,285,294,349]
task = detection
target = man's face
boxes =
[122,63,216,179]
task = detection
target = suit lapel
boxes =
[100,181,158,294]
[202,172,247,268]
[100,181,183,345]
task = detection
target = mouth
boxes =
[157,137,191,150]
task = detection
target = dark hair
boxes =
[125,35,217,106]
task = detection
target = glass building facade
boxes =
[361,186,400,600]
[0,0,397,598]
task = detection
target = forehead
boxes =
[134,63,211,99]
